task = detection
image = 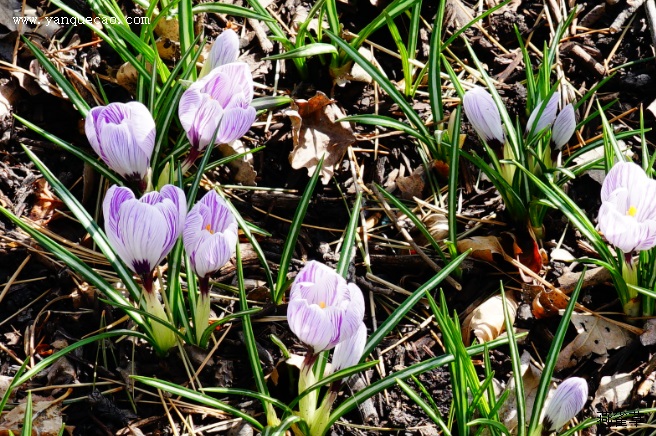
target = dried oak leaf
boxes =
[29,179,63,225]
[462,293,518,345]
[556,314,633,371]
[0,395,63,436]
[286,92,355,184]
[457,232,542,278]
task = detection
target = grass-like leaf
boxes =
[192,3,273,21]
[362,250,469,358]
[325,30,432,149]
[132,376,264,430]
[527,268,586,435]
[265,43,338,60]
[336,191,363,277]
[14,115,123,186]
[325,334,515,435]
[274,156,324,304]
[23,38,90,117]
[0,330,147,412]
[21,145,145,305]
[237,245,278,425]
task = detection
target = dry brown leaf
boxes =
[531,288,569,319]
[218,140,257,186]
[0,395,63,435]
[287,92,355,184]
[396,170,425,200]
[29,179,63,225]
[463,294,518,345]
[591,373,634,410]
[457,232,542,278]
[556,314,633,371]
[498,351,543,433]
[116,62,139,94]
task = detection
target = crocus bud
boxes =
[551,104,576,149]
[179,62,256,166]
[332,322,367,373]
[103,184,186,291]
[526,92,560,138]
[85,102,156,184]
[543,377,588,432]
[598,162,656,253]
[462,87,505,148]
[200,29,240,78]
[183,190,238,282]
[287,261,365,354]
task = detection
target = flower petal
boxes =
[101,125,151,179]
[207,29,239,69]
[600,162,648,202]
[462,87,505,147]
[192,232,235,278]
[332,322,367,372]
[179,88,203,134]
[288,299,338,353]
[543,378,588,432]
[85,106,104,155]
[125,101,156,157]
[192,97,225,151]
[526,92,560,138]
[116,201,169,274]
[551,104,576,149]
[217,105,256,144]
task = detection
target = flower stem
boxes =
[143,290,177,353]
[298,356,319,427]
[309,390,337,436]
[621,255,640,317]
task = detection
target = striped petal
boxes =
[552,104,576,149]
[526,92,560,138]
[462,87,505,147]
[543,378,588,432]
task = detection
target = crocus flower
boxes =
[178,62,256,167]
[598,162,656,253]
[551,104,576,149]
[462,86,505,148]
[526,92,560,138]
[199,29,240,78]
[332,322,367,372]
[287,261,365,354]
[103,184,186,290]
[543,377,588,432]
[85,102,155,185]
[183,190,238,281]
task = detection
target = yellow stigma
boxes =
[205,224,214,234]
[627,206,637,217]
[319,302,326,309]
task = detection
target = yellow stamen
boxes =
[205,224,214,234]
[627,206,637,217]
[319,302,326,309]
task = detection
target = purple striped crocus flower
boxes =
[183,190,238,344]
[103,184,187,291]
[543,377,588,432]
[85,102,155,188]
[287,261,365,354]
[184,190,238,283]
[179,62,256,168]
[462,86,505,149]
[598,162,656,253]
